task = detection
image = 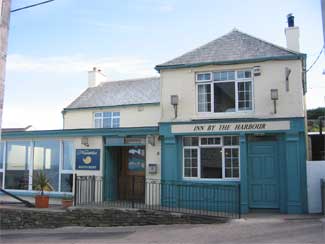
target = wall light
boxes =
[170,95,179,118]
[81,137,89,147]
[270,89,279,114]
[285,67,291,91]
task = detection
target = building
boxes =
[0,16,308,214]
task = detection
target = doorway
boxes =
[105,146,145,202]
[248,137,280,209]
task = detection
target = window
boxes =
[183,136,240,179]
[5,141,30,190]
[197,70,253,113]
[94,112,120,128]
[33,141,60,191]
[2,140,73,192]
[0,142,4,188]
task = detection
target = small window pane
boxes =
[220,71,227,80]
[63,141,73,171]
[61,173,73,192]
[183,137,198,146]
[103,118,111,128]
[94,112,102,118]
[197,73,211,81]
[213,72,221,81]
[95,118,101,128]
[0,172,3,188]
[103,112,111,117]
[244,71,251,78]
[224,136,239,145]
[237,71,244,79]
[113,112,120,117]
[228,71,235,80]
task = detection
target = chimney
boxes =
[88,67,107,87]
[284,14,300,52]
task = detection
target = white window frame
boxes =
[94,111,120,128]
[183,136,240,181]
[196,69,254,114]
[0,141,5,188]
[1,139,74,193]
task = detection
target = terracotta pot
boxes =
[35,195,49,208]
[61,199,73,208]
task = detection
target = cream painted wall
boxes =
[160,60,305,122]
[63,104,160,129]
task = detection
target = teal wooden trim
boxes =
[239,133,248,213]
[155,55,306,71]
[285,132,303,213]
[62,102,160,114]
[1,126,159,139]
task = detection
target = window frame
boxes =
[182,136,240,181]
[93,111,120,128]
[196,69,254,114]
[1,139,74,193]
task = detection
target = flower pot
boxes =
[62,199,73,208]
[35,195,49,208]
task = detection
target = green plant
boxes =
[33,171,50,196]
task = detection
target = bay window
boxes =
[183,136,240,179]
[197,70,253,113]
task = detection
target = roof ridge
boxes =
[100,76,160,86]
[232,29,302,55]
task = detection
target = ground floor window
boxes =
[183,136,240,179]
[1,140,74,193]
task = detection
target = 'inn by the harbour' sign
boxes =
[171,121,290,134]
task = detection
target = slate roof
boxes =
[155,29,304,71]
[65,77,160,110]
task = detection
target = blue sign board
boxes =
[76,149,100,170]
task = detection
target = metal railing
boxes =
[75,175,241,218]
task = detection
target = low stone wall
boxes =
[0,206,226,229]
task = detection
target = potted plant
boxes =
[61,194,73,208]
[33,171,50,208]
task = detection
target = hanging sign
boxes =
[171,121,290,134]
[76,149,100,170]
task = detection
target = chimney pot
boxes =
[88,67,107,87]
[285,14,300,52]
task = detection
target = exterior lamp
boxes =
[270,89,279,114]
[81,137,89,147]
[285,67,291,91]
[170,95,179,118]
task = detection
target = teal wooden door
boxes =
[248,141,279,209]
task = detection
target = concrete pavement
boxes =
[1,214,324,244]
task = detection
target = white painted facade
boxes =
[160,60,305,122]
[63,104,160,129]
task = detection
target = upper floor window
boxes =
[94,112,120,128]
[196,70,253,113]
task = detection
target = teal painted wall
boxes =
[159,117,307,214]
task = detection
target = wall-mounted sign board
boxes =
[76,149,100,170]
[171,121,290,134]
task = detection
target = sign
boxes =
[76,149,100,170]
[128,147,145,172]
[171,121,290,134]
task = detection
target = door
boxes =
[118,146,145,202]
[248,141,279,209]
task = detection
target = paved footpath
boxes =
[1,214,325,244]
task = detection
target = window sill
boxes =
[193,111,255,120]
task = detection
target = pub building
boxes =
[0,16,308,214]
